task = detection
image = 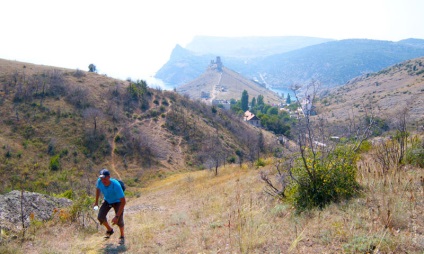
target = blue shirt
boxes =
[96,178,125,204]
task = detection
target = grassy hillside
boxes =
[316,56,424,127]
[0,58,279,196]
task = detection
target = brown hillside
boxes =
[316,57,424,126]
[0,58,280,194]
[177,65,282,105]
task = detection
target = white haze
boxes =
[1,0,423,89]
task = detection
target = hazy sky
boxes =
[1,0,423,86]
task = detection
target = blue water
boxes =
[269,87,297,101]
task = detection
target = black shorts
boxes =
[97,201,124,227]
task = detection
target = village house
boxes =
[244,110,261,127]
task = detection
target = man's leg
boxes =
[111,203,125,237]
[118,226,125,245]
[98,202,114,234]
[119,226,125,238]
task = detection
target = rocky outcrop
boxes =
[0,190,72,231]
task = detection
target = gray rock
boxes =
[0,190,72,231]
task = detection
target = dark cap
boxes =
[99,169,110,178]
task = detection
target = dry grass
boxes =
[316,57,424,126]
[3,149,423,253]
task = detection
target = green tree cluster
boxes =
[231,90,292,136]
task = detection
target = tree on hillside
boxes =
[83,107,103,133]
[286,93,291,104]
[255,94,265,112]
[241,90,249,111]
[203,131,225,176]
[88,64,97,73]
[82,107,109,158]
[257,95,264,106]
[235,149,244,168]
[251,97,256,108]
[390,107,409,164]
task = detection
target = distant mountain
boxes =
[255,39,424,88]
[185,36,334,58]
[155,37,424,89]
[155,36,333,87]
[176,57,281,105]
[398,38,424,48]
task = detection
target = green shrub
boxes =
[69,193,94,222]
[287,147,360,211]
[358,140,372,153]
[405,137,424,167]
[343,235,389,253]
[57,189,74,199]
[255,158,266,167]
[49,155,60,171]
[227,156,236,163]
[5,150,12,158]
[23,125,36,139]
[60,149,68,157]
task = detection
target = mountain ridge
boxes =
[185,35,334,57]
[155,37,424,88]
[257,39,424,87]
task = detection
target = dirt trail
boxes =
[109,128,121,179]
[109,120,140,180]
[208,72,222,103]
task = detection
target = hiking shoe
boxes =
[104,229,114,238]
[119,236,125,245]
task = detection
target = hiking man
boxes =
[94,169,126,245]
